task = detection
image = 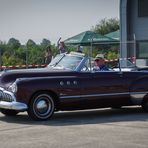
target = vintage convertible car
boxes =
[0,52,148,120]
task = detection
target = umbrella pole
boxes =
[90,38,93,72]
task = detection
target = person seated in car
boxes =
[93,54,109,71]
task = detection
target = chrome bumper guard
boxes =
[0,87,28,111]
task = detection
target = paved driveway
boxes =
[0,107,148,148]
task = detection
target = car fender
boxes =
[129,75,148,105]
[15,76,76,104]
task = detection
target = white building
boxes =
[120,0,148,67]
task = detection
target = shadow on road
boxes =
[0,106,148,126]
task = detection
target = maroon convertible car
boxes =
[0,52,148,120]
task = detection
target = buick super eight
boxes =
[0,52,148,120]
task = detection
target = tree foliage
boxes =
[40,38,51,49]
[91,18,119,60]
[7,38,21,55]
[92,18,119,35]
[26,39,36,48]
[0,38,54,66]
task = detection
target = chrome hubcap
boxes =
[36,100,51,114]
[34,95,53,117]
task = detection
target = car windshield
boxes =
[119,59,136,68]
[48,54,64,67]
[53,54,83,70]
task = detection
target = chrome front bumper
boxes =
[0,87,28,111]
[0,101,28,111]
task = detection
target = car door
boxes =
[80,71,134,108]
[57,73,85,110]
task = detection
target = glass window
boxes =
[137,41,148,59]
[81,59,91,72]
[54,55,83,70]
[138,0,148,17]
[48,54,64,67]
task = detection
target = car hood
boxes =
[0,67,75,88]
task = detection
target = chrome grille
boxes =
[0,89,15,102]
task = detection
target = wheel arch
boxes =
[142,94,148,104]
[129,76,148,105]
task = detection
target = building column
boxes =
[120,0,128,60]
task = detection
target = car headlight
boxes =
[9,82,17,93]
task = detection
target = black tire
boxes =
[142,100,148,112]
[0,109,18,116]
[27,93,55,121]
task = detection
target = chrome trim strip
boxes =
[60,92,129,99]
[60,91,148,99]
[0,101,28,111]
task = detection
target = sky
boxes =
[0,0,119,44]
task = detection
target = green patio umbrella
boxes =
[64,31,115,46]
[105,30,120,41]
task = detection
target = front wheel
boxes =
[0,109,19,116]
[27,93,55,120]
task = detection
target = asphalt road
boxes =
[0,106,148,148]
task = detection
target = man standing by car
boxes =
[93,54,109,71]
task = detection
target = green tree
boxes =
[15,46,27,65]
[28,46,44,64]
[26,40,38,64]
[92,18,119,60]
[92,18,119,35]
[26,39,36,48]
[0,41,7,55]
[40,39,51,48]
[7,38,21,54]
[2,52,23,66]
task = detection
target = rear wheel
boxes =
[0,109,18,116]
[27,93,55,120]
[142,100,148,112]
